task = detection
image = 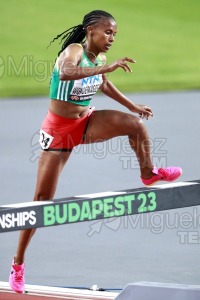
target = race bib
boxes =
[39,130,54,150]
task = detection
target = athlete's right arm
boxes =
[59,44,135,81]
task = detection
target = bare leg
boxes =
[84,110,154,179]
[14,110,153,264]
[14,150,71,265]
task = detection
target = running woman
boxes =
[9,10,182,293]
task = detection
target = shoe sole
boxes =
[143,171,182,186]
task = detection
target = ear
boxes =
[86,25,94,36]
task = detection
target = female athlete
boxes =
[9,10,182,293]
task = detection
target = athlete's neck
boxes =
[83,43,100,60]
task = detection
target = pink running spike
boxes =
[141,166,182,186]
[9,259,25,293]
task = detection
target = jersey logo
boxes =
[70,95,80,101]
[81,75,101,85]
[39,130,54,150]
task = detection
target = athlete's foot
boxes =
[9,258,25,293]
[141,166,182,186]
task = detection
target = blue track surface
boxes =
[0,91,200,288]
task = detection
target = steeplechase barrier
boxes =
[0,281,118,299]
[1,281,200,300]
[0,180,200,233]
[1,180,200,299]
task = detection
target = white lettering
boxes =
[0,210,37,229]
[29,211,36,225]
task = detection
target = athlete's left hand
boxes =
[131,104,153,120]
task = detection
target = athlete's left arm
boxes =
[100,73,153,119]
[99,74,133,110]
[99,54,153,119]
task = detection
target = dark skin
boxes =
[14,18,155,265]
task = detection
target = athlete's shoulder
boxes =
[63,43,84,55]
[58,43,84,66]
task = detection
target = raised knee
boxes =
[134,116,144,126]
[126,114,144,131]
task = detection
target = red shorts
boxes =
[39,109,94,152]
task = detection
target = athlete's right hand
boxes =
[107,57,136,73]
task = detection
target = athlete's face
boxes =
[88,18,117,53]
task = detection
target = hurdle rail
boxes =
[2,281,200,300]
[0,281,118,299]
[0,180,200,233]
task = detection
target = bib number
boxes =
[39,130,54,150]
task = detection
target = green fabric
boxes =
[49,48,104,106]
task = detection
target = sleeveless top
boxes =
[49,44,104,106]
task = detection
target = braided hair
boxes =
[48,10,115,57]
